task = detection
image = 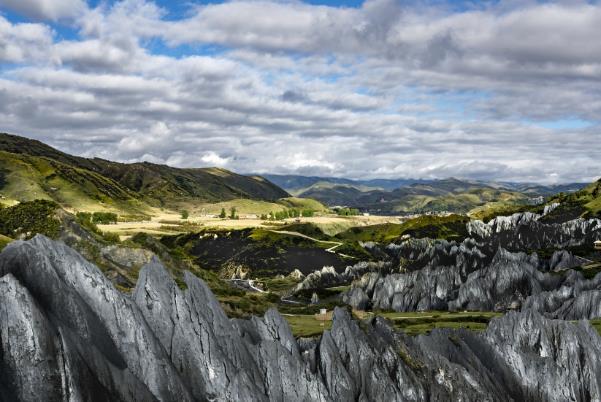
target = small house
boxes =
[595,240,601,250]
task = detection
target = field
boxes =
[98,208,403,239]
[282,314,333,337]
[281,310,503,337]
[376,311,502,335]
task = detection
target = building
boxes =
[595,240,601,250]
[315,309,333,322]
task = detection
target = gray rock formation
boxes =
[2,235,601,401]
[548,249,589,271]
[523,270,601,320]
[467,212,601,250]
[293,261,390,294]
[345,214,601,313]
[346,244,570,312]
[0,235,191,402]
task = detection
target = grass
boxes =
[590,319,601,336]
[0,151,147,215]
[546,180,601,219]
[469,202,542,222]
[371,311,501,336]
[336,214,469,243]
[283,314,333,337]
[572,262,601,279]
[249,227,334,250]
[191,199,288,216]
[277,197,328,212]
[261,276,301,293]
[280,310,502,338]
[0,234,13,251]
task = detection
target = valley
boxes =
[1,134,601,401]
[266,173,587,216]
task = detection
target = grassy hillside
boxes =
[0,151,146,213]
[297,177,529,215]
[91,161,288,205]
[277,197,328,211]
[545,179,601,219]
[0,133,289,213]
[469,178,600,222]
[336,214,469,243]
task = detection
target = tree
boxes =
[219,208,227,218]
[180,210,189,220]
[92,212,118,224]
[229,206,238,219]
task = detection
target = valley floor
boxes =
[98,211,404,238]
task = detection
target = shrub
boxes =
[180,210,189,219]
[0,200,61,239]
[336,207,360,216]
[92,212,118,224]
[102,231,121,243]
[76,212,101,234]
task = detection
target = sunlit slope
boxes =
[0,133,289,212]
[0,151,145,213]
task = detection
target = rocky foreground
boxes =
[1,235,601,401]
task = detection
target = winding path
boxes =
[268,230,356,258]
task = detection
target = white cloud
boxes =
[200,151,230,167]
[0,0,599,183]
[0,0,87,21]
[0,15,52,62]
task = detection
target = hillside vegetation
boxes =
[0,133,289,214]
[546,179,601,219]
[469,178,600,222]
[336,214,470,242]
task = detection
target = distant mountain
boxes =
[262,174,432,193]
[264,174,585,196]
[262,173,587,215]
[0,133,288,213]
[295,178,524,214]
[490,182,587,197]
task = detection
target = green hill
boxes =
[543,178,601,220]
[297,178,529,215]
[0,133,289,213]
[470,178,600,222]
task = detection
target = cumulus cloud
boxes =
[0,0,599,183]
[0,15,53,62]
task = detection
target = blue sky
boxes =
[0,0,599,183]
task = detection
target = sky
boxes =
[0,0,599,183]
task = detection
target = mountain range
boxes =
[263,174,587,215]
